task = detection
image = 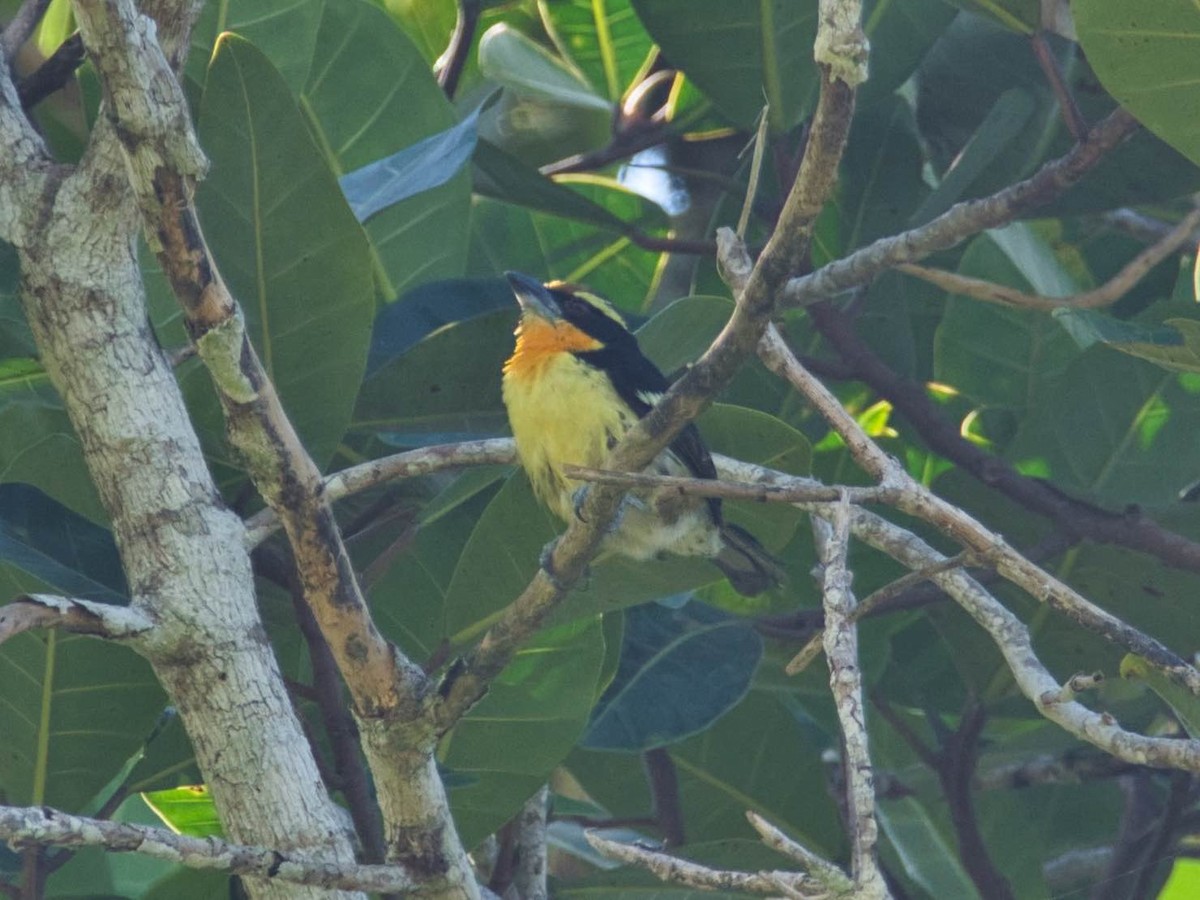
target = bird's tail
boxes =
[714,524,786,597]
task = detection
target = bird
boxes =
[500,271,783,596]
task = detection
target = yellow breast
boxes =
[502,320,634,520]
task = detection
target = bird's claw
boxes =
[571,485,590,522]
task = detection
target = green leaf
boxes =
[1076,0,1200,167]
[187,0,324,93]
[911,89,1036,227]
[0,387,105,525]
[368,488,501,662]
[444,617,605,847]
[583,601,762,750]
[0,486,125,603]
[124,710,201,794]
[340,106,481,223]
[479,23,611,111]
[198,34,375,471]
[1007,349,1200,507]
[635,295,733,375]
[1104,318,1200,375]
[142,785,223,837]
[0,628,165,811]
[472,139,628,232]
[352,308,514,441]
[839,95,928,250]
[539,0,655,102]
[1121,654,1200,739]
[939,0,1038,34]
[467,177,666,311]
[630,0,818,132]
[934,226,1079,410]
[1052,308,1185,352]
[573,689,843,851]
[877,797,982,899]
[301,0,471,301]
[859,0,957,107]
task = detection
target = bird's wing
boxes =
[600,345,723,519]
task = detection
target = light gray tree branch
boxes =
[781,108,1139,307]
[0,805,414,894]
[70,1,476,893]
[897,203,1200,311]
[815,500,888,898]
[584,832,827,898]
[0,594,153,643]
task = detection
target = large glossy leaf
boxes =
[472,139,628,232]
[1104,318,1200,374]
[197,34,375,471]
[582,601,761,750]
[1007,348,1200,507]
[468,177,666,311]
[0,241,34,359]
[143,785,223,837]
[352,308,514,442]
[573,689,843,851]
[630,0,818,132]
[0,369,104,524]
[939,0,1037,33]
[302,0,471,301]
[1075,0,1200,167]
[934,226,1079,410]
[187,0,324,93]
[877,797,981,899]
[858,0,957,107]
[0,628,165,811]
[838,95,928,251]
[479,23,610,111]
[539,0,654,102]
[340,106,480,224]
[634,295,733,375]
[443,617,605,848]
[0,485,124,603]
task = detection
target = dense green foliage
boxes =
[5,0,1200,896]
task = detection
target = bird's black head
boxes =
[505,271,633,349]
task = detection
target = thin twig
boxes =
[897,204,1200,311]
[786,553,973,675]
[783,108,1139,307]
[1030,30,1088,141]
[435,0,481,100]
[737,104,770,239]
[584,832,822,897]
[563,463,882,505]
